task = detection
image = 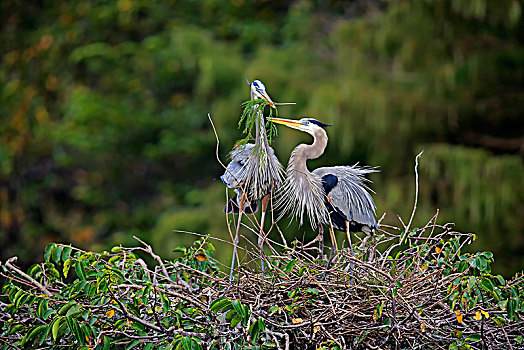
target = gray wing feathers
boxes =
[313,165,378,228]
[220,144,255,189]
[221,143,283,200]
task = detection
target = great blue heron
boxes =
[270,117,378,277]
[221,80,283,279]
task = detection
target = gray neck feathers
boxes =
[288,129,328,175]
[277,128,329,228]
[242,104,282,199]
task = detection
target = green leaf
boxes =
[75,260,86,280]
[466,334,481,342]
[242,304,250,327]
[22,325,45,346]
[160,292,170,313]
[285,259,297,273]
[190,338,201,350]
[480,278,494,293]
[258,317,265,332]
[306,288,319,295]
[457,261,468,273]
[131,322,145,332]
[210,297,230,313]
[44,244,56,263]
[48,267,60,279]
[53,245,64,264]
[66,316,83,344]
[298,265,307,276]
[63,258,72,278]
[249,320,259,344]
[80,323,92,342]
[181,336,192,350]
[225,309,235,321]
[8,323,23,335]
[13,290,27,309]
[508,299,517,321]
[58,302,75,315]
[42,309,56,321]
[109,267,126,282]
[268,305,278,313]
[481,252,493,259]
[37,298,49,319]
[66,304,83,317]
[51,316,63,341]
[493,316,505,326]
[28,264,41,277]
[515,336,523,343]
[230,313,242,328]
[62,247,73,262]
[231,300,244,317]
[12,289,24,304]
[125,340,142,350]
[374,301,385,320]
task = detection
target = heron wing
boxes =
[221,143,282,201]
[313,165,378,230]
[220,144,256,188]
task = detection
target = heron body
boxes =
[221,143,282,214]
[221,80,283,279]
[271,117,378,277]
[221,80,283,212]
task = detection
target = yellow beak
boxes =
[269,117,302,128]
[260,91,276,108]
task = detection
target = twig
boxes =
[406,150,424,233]
[133,236,175,287]
[5,257,52,297]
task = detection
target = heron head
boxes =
[270,117,332,135]
[250,80,276,108]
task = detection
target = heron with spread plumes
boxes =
[270,117,378,278]
[221,80,283,279]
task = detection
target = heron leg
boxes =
[345,221,354,256]
[346,220,354,285]
[322,227,337,281]
[317,225,324,259]
[259,195,270,272]
[229,195,246,281]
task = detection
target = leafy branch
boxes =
[235,98,279,149]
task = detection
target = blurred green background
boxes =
[1,0,522,276]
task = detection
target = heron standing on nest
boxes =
[270,117,378,279]
[221,80,283,279]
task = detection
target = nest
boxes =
[1,212,523,349]
[207,213,524,349]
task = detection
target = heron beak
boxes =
[269,117,302,129]
[259,91,276,109]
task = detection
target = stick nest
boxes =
[1,214,523,349]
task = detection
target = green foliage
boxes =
[1,238,219,349]
[236,98,279,147]
[2,219,523,348]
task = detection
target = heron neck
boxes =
[254,107,269,149]
[288,129,328,175]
